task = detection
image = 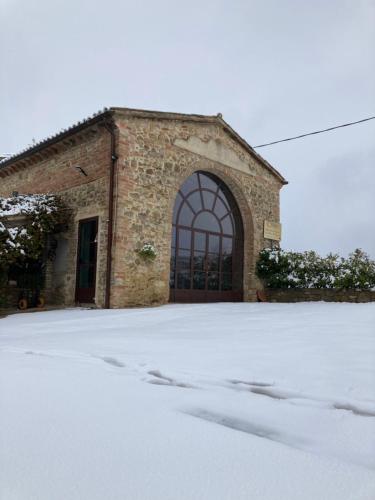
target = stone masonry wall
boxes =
[0,111,285,309]
[110,112,284,307]
[0,127,111,307]
[265,288,375,303]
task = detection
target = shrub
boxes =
[256,248,293,288]
[0,194,67,267]
[257,247,375,290]
[336,249,375,289]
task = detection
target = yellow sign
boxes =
[264,221,282,241]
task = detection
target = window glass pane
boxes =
[170,253,176,270]
[207,253,219,271]
[199,173,218,191]
[194,231,206,251]
[193,211,220,232]
[207,272,219,290]
[78,221,97,288]
[214,198,228,219]
[178,229,191,249]
[177,249,191,271]
[173,193,183,223]
[193,251,205,270]
[177,272,191,289]
[169,272,175,289]
[80,265,95,289]
[222,236,233,254]
[187,191,202,212]
[222,254,232,272]
[180,174,199,196]
[193,271,206,290]
[222,273,232,291]
[221,215,233,235]
[79,269,89,288]
[208,234,220,253]
[222,237,233,272]
[171,226,176,247]
[218,189,230,209]
[178,203,194,226]
[202,190,215,210]
[79,222,93,262]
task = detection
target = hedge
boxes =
[256,248,375,290]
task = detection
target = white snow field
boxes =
[1,303,375,500]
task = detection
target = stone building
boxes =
[0,107,287,308]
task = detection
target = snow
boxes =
[0,194,57,217]
[0,302,374,500]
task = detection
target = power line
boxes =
[254,116,375,148]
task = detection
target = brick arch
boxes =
[167,161,255,300]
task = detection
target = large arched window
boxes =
[170,171,244,302]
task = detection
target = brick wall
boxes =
[0,126,111,307]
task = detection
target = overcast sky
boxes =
[1,0,374,257]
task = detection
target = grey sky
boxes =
[1,0,374,256]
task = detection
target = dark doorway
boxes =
[170,172,244,302]
[75,217,98,303]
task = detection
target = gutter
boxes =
[101,120,118,309]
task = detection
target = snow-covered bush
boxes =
[0,194,66,266]
[335,249,375,290]
[137,243,157,260]
[257,248,375,290]
[256,247,292,288]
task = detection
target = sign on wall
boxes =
[264,220,282,241]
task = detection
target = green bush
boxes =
[257,248,375,290]
[256,247,293,288]
[0,194,66,267]
[336,249,375,289]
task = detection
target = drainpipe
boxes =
[102,119,118,309]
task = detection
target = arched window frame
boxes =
[170,171,244,301]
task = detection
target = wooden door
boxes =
[75,218,98,303]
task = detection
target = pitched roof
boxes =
[0,107,287,184]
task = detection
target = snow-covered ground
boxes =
[1,303,374,500]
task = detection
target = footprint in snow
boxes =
[182,408,308,451]
[229,379,274,388]
[229,380,375,417]
[24,350,52,358]
[100,356,125,368]
[333,402,375,418]
[147,369,195,389]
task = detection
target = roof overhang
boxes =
[0,107,287,185]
